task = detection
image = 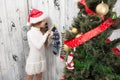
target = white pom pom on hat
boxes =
[26,8,46,26]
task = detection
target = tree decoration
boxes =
[105,38,111,43]
[65,52,74,70]
[64,44,70,51]
[111,12,117,20]
[112,48,120,56]
[71,27,78,34]
[66,52,73,64]
[66,61,74,70]
[76,33,82,38]
[60,26,66,60]
[96,1,109,16]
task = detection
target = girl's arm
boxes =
[47,32,54,46]
[27,30,51,49]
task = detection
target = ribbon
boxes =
[80,0,95,15]
[64,18,117,48]
[80,0,105,20]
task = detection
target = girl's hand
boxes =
[49,36,54,39]
[46,30,51,35]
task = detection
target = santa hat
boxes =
[27,9,46,26]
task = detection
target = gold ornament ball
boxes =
[71,27,78,34]
[64,45,69,51]
[96,2,109,16]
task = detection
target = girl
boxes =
[25,9,52,80]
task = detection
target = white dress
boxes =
[25,27,49,75]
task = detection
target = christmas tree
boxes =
[63,0,120,80]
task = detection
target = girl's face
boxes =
[39,19,46,28]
